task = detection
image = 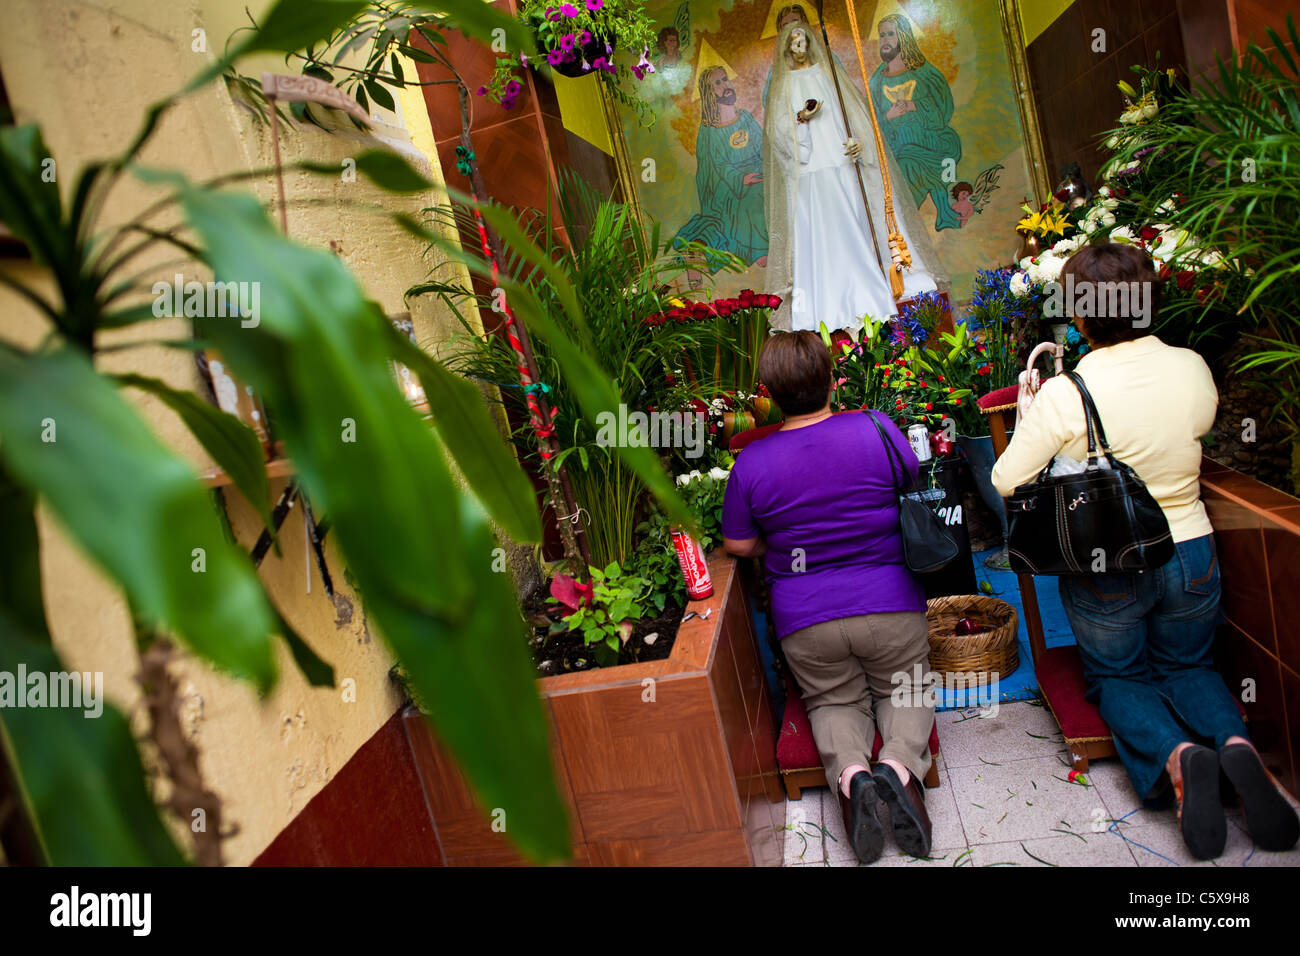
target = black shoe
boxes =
[839,771,885,865]
[1177,745,1227,860]
[1220,743,1300,852]
[873,762,932,858]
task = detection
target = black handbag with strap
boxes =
[866,411,960,574]
[1005,370,1174,575]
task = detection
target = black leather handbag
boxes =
[1005,371,1174,575]
[867,411,960,574]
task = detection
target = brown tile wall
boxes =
[1200,456,1300,799]
[1025,0,1192,189]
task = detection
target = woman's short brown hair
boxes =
[1060,242,1162,347]
[758,330,832,416]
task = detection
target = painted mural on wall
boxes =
[619,0,1034,305]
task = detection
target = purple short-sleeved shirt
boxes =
[721,411,926,639]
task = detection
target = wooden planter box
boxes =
[402,552,785,866]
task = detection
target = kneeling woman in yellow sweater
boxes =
[992,243,1298,861]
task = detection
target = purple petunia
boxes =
[547,48,565,66]
[559,32,576,52]
[586,0,603,10]
[501,95,516,111]
[560,3,580,15]
[504,79,522,97]
[475,85,487,96]
[545,6,559,20]
[578,29,592,45]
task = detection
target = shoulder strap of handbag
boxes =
[1062,370,1116,467]
[863,409,917,494]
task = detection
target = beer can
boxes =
[670,528,714,600]
[907,423,933,462]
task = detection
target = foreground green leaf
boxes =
[384,322,542,543]
[0,347,279,691]
[173,184,569,861]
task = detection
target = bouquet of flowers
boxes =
[643,290,779,403]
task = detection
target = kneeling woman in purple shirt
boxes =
[722,331,934,864]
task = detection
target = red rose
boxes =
[1176,271,1194,291]
[691,302,710,319]
[1139,226,1160,242]
[664,372,676,385]
[938,375,945,383]
[766,294,782,309]
[919,380,928,388]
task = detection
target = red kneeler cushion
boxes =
[777,689,940,773]
[1035,645,1111,740]
[977,384,1020,411]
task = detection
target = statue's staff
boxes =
[837,0,912,299]
[812,0,888,287]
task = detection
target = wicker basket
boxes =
[924,595,1018,686]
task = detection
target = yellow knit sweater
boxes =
[990,336,1217,543]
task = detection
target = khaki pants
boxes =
[781,611,934,790]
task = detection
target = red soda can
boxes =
[670,528,714,600]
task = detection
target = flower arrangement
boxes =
[878,350,973,429]
[481,0,658,122]
[644,290,778,416]
[1016,197,1076,241]
[894,290,950,346]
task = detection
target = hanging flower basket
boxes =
[479,0,659,124]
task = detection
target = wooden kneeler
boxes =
[979,387,1117,770]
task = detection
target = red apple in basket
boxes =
[952,617,985,636]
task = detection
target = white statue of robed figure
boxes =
[763,22,946,333]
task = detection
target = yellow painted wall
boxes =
[0,0,469,864]
[1018,0,1076,46]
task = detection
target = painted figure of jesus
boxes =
[763,22,942,333]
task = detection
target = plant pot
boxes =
[957,433,1010,541]
[401,552,784,866]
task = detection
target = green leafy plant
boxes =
[630,455,729,607]
[546,560,650,665]
[827,318,901,414]
[415,172,716,567]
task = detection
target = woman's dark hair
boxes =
[758,331,832,416]
[1059,242,1162,347]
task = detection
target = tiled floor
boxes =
[781,701,1300,867]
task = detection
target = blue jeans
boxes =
[1058,534,1248,806]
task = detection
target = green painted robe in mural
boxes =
[868,61,963,231]
[671,110,768,266]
